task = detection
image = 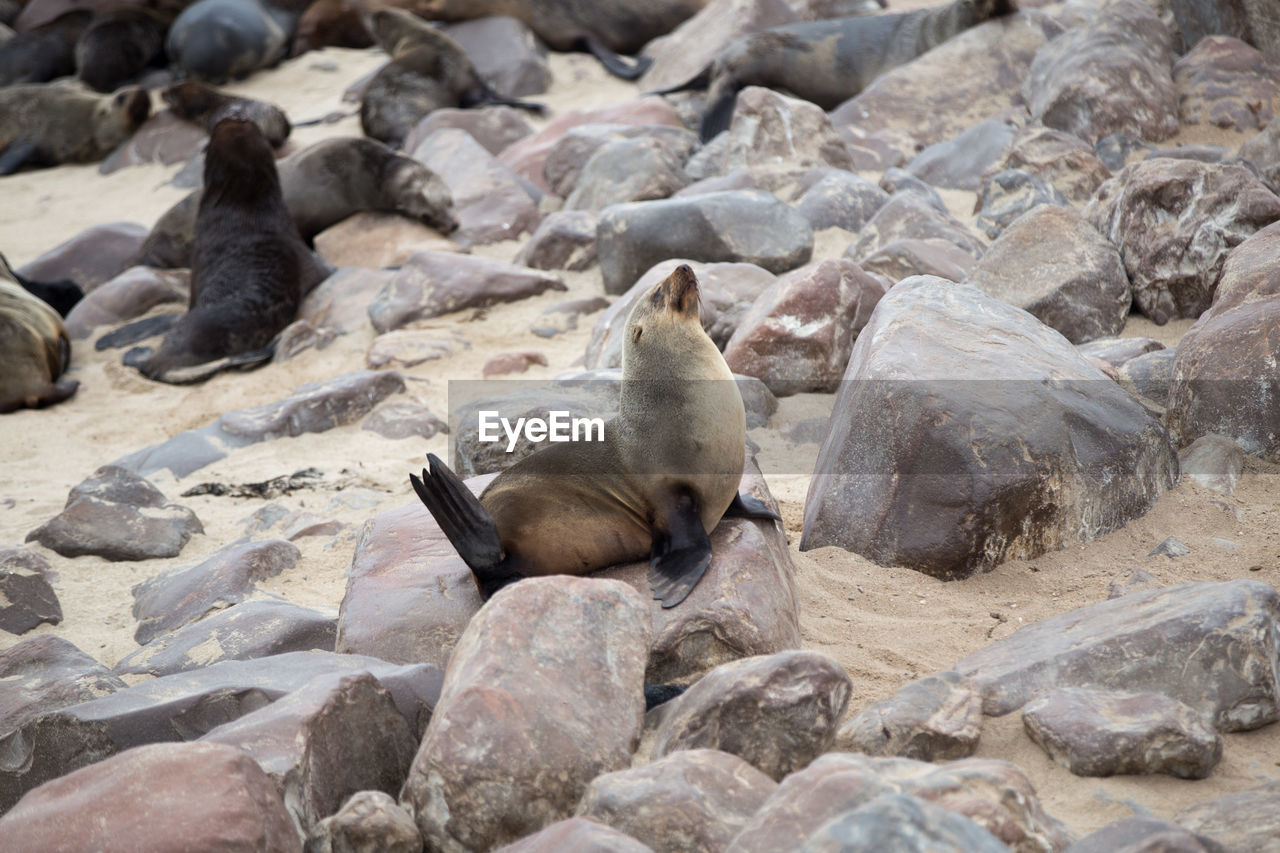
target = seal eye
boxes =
[632,325,643,343]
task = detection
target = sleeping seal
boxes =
[0,82,150,174]
[0,254,79,413]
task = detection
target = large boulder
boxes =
[1173,35,1280,132]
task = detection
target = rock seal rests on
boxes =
[410,264,779,607]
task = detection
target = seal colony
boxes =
[411,264,780,607]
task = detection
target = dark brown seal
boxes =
[0,254,79,413]
[0,8,90,85]
[123,118,330,384]
[75,7,173,92]
[410,264,779,607]
[162,79,291,147]
[0,82,150,174]
[359,7,543,150]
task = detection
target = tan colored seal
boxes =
[0,81,150,174]
[411,264,778,607]
[0,255,79,413]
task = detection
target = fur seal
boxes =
[0,8,90,85]
[165,0,292,82]
[660,0,1017,141]
[75,8,173,92]
[0,254,79,413]
[410,264,780,607]
[162,80,291,147]
[0,82,150,174]
[133,135,456,268]
[123,118,330,384]
[359,7,544,150]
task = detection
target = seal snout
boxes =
[664,263,700,315]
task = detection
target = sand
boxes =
[2,15,1279,841]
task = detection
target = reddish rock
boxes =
[307,790,423,853]
[981,124,1110,204]
[719,87,853,176]
[514,210,599,272]
[298,267,394,335]
[1174,35,1280,132]
[482,351,548,377]
[17,221,148,292]
[1174,780,1280,852]
[366,330,467,370]
[313,212,460,269]
[497,817,653,852]
[97,109,208,173]
[836,671,983,762]
[856,238,973,285]
[0,635,123,737]
[403,105,535,157]
[64,266,188,340]
[0,546,61,635]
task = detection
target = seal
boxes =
[75,8,173,92]
[162,80,292,148]
[133,135,457,268]
[659,0,1016,140]
[359,7,544,150]
[123,118,330,384]
[0,8,90,85]
[0,82,150,174]
[0,254,79,413]
[410,264,780,607]
[165,0,292,83]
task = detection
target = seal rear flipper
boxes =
[0,138,40,176]
[462,83,546,116]
[95,314,181,350]
[580,34,652,80]
[146,346,276,385]
[648,490,713,608]
[723,491,782,522]
[647,66,712,97]
[699,86,739,143]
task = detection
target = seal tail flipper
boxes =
[581,34,652,80]
[646,65,712,97]
[137,345,276,385]
[410,454,520,598]
[0,138,40,176]
[723,491,782,522]
[649,490,713,609]
[95,314,181,350]
[699,85,739,143]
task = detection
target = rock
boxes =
[1238,112,1280,192]
[789,169,889,233]
[402,577,651,852]
[0,742,301,852]
[411,128,541,245]
[514,210,599,271]
[274,319,338,362]
[1094,132,1156,172]
[482,350,547,377]
[597,191,814,295]
[973,168,1071,240]
[1023,687,1223,779]
[846,192,986,263]
[16,221,148,292]
[529,296,609,339]
[1178,434,1245,496]
[648,651,850,780]
[0,546,61,635]
[1076,336,1165,368]
[313,212,460,269]
[201,672,418,834]
[1085,158,1280,323]
[0,636,124,737]
[877,168,947,211]
[497,817,654,852]
[639,0,797,92]
[565,136,692,210]
[368,251,565,332]
[801,278,1176,578]
[586,259,777,368]
[964,204,1131,343]
[1174,35,1280,132]
[1168,0,1280,62]
[403,105,534,157]
[1149,536,1191,558]
[905,117,1019,191]
[577,749,778,853]
[981,124,1111,205]
[836,671,982,762]
[1115,347,1175,405]
[720,87,853,176]
[1165,222,1280,457]
[1145,143,1232,164]
[544,124,697,200]
[1174,781,1280,853]
[445,15,550,98]
[1023,0,1178,146]
[307,790,423,853]
[857,238,975,284]
[1107,567,1158,599]
[363,400,449,441]
[114,599,336,677]
[366,330,466,369]
[798,793,1010,853]
[97,110,208,173]
[956,579,1280,730]
[64,266,188,340]
[25,466,203,561]
[298,267,394,335]
[1069,816,1223,853]
[722,258,887,395]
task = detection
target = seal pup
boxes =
[658,0,1017,141]
[0,82,150,174]
[165,0,292,82]
[162,80,292,147]
[410,264,780,607]
[123,118,329,384]
[133,135,456,268]
[75,8,174,92]
[0,255,79,413]
[360,7,544,150]
[1,252,83,316]
[0,8,90,85]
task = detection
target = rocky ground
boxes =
[2,0,1280,850]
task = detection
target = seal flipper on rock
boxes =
[580,34,652,80]
[648,489,713,608]
[724,491,781,522]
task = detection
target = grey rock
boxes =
[1149,536,1191,558]
[1174,35,1280,131]
[576,749,778,853]
[1076,336,1164,368]
[1094,132,1156,172]
[721,87,854,176]
[974,168,1071,240]
[847,192,986,263]
[307,790,423,853]
[597,191,813,295]
[25,465,203,561]
[496,817,653,852]
[1068,816,1223,853]
[403,105,534,157]
[1107,567,1158,599]
[1238,112,1280,192]
[1178,434,1244,496]
[877,168,946,212]
[1168,0,1280,62]
[790,169,890,233]
[298,267,394,335]
[1116,347,1175,405]
[362,400,448,441]
[955,579,1280,729]
[1174,781,1280,853]
[857,239,975,285]
[274,319,338,362]
[799,793,1010,853]
[514,210,599,272]
[529,296,609,338]
[445,15,550,98]
[65,266,188,340]
[365,330,466,370]
[98,109,208,173]
[1144,144,1231,164]
[982,124,1110,205]
[544,124,697,199]
[905,117,1020,191]
[0,546,61,635]
[312,212,459,270]
[565,136,692,210]
[1022,687,1223,778]
[16,221,148,293]
[0,635,124,738]
[836,671,983,762]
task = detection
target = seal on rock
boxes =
[658,0,1016,140]
[75,8,173,92]
[359,7,544,150]
[162,80,292,147]
[133,135,456,268]
[410,263,780,607]
[123,118,330,384]
[0,254,79,413]
[0,82,150,174]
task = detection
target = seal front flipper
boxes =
[410,453,522,598]
[0,137,40,176]
[95,314,181,350]
[648,490,713,609]
[723,491,782,522]
[580,34,652,80]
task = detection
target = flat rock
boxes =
[1174,781,1280,853]
[25,466,203,561]
[801,277,1177,578]
[846,191,986,263]
[514,210,599,272]
[836,671,982,762]
[313,211,460,269]
[576,749,778,853]
[1076,336,1165,368]
[857,238,975,284]
[1023,687,1222,779]
[722,258,886,395]
[956,579,1280,729]
[307,790,423,853]
[368,251,565,331]
[982,124,1111,204]
[905,117,1019,191]
[362,400,449,441]
[649,651,850,780]
[402,577,651,852]
[366,330,466,369]
[0,546,61,635]
[1068,816,1223,853]
[964,204,1131,343]
[597,191,813,295]
[877,168,947,210]
[0,635,124,738]
[404,105,534,157]
[789,168,889,233]
[1174,34,1280,132]
[974,168,1071,240]
[298,267,395,335]
[16,221,148,293]
[1178,434,1245,496]
[497,817,653,852]
[797,793,1009,853]
[64,266,188,340]
[0,742,300,852]
[98,110,209,173]
[529,295,609,338]
[115,599,336,677]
